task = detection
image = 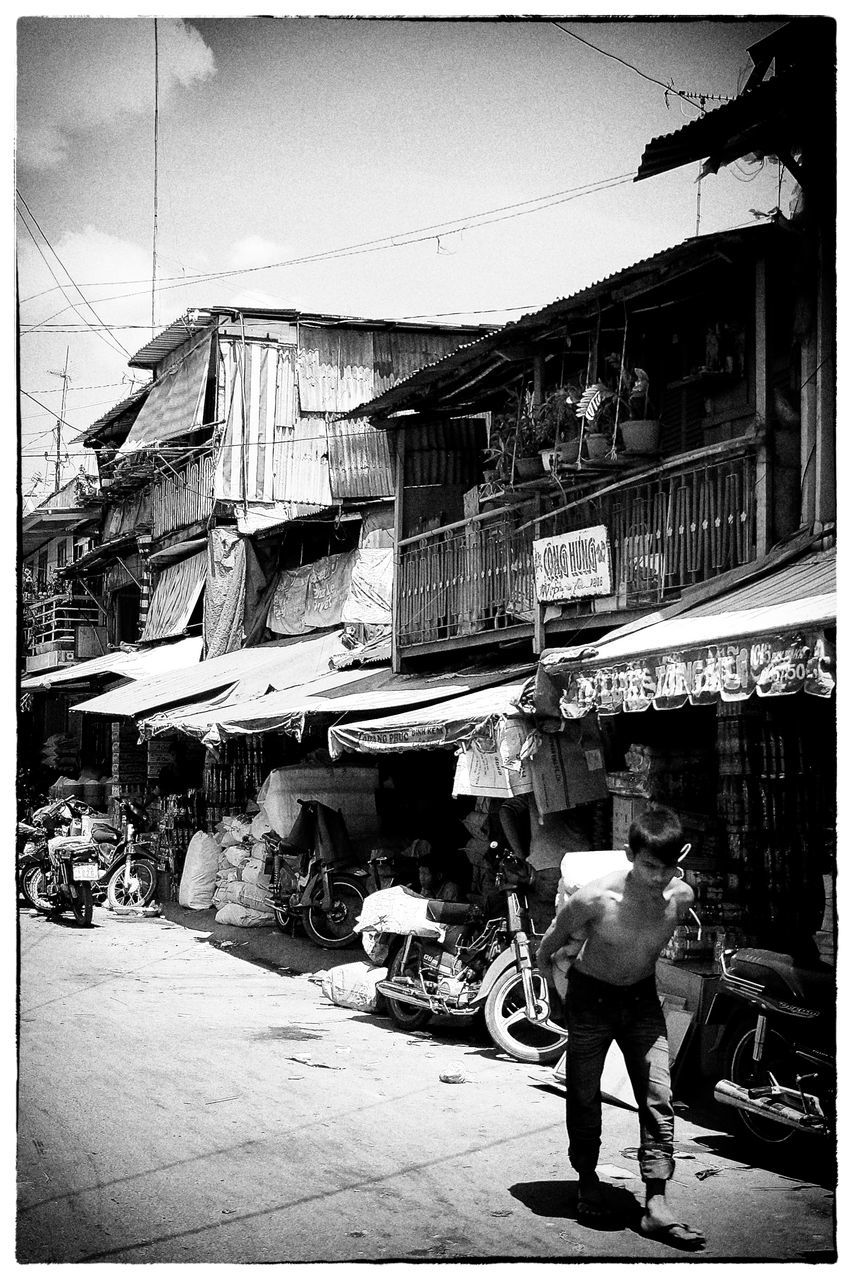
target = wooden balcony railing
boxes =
[396,439,758,650]
[24,594,105,655]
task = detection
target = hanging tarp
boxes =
[140,551,206,643]
[266,551,357,636]
[340,548,393,626]
[203,528,247,659]
[327,679,530,759]
[537,550,836,719]
[118,335,212,455]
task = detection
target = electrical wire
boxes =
[18,171,636,317]
[15,192,132,360]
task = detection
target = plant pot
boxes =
[620,418,660,453]
[584,433,611,460]
[514,455,546,482]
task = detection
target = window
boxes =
[56,539,67,569]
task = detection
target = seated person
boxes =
[417,850,464,903]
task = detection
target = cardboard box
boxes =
[531,720,609,814]
[453,741,533,798]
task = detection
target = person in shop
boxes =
[536,805,705,1252]
[497,794,593,932]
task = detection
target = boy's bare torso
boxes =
[572,869,692,986]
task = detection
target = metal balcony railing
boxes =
[396,440,758,649]
[24,594,105,655]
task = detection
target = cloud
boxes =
[228,236,294,271]
[17,18,216,172]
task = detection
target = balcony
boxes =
[396,439,759,655]
[23,594,107,674]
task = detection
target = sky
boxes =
[11,5,840,506]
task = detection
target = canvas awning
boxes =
[71,629,347,719]
[118,334,212,455]
[140,551,207,643]
[19,636,204,692]
[140,664,533,749]
[327,679,530,759]
[536,549,836,719]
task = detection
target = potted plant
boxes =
[574,361,660,456]
[617,365,660,453]
[572,382,617,460]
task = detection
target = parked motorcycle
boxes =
[376,843,568,1064]
[87,802,161,910]
[709,946,835,1150]
[17,822,53,912]
[263,799,369,948]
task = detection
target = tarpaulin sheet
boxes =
[537,550,836,719]
[327,679,529,759]
[72,629,346,719]
[202,528,267,660]
[340,548,392,626]
[118,335,212,455]
[140,551,206,643]
[139,665,532,749]
[266,551,357,635]
[20,636,203,691]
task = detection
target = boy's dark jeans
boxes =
[565,968,675,1183]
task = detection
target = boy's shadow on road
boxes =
[509,1179,640,1230]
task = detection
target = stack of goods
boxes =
[608,743,717,859]
[42,734,79,778]
[158,789,206,871]
[203,739,267,828]
[660,923,726,964]
[717,701,828,946]
[212,815,275,926]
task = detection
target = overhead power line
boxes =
[18,171,635,319]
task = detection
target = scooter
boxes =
[375,842,568,1065]
[263,799,369,948]
[709,946,835,1150]
[87,801,161,910]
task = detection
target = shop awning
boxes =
[118,334,212,456]
[140,551,207,643]
[71,629,347,719]
[328,678,530,758]
[19,636,204,692]
[140,663,533,748]
[537,549,836,718]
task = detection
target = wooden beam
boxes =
[753,256,772,559]
[391,431,406,674]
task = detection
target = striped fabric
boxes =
[118,335,212,455]
[140,551,206,643]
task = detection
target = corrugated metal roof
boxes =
[129,307,490,371]
[350,224,782,422]
[71,629,347,718]
[327,417,394,501]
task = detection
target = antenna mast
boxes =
[47,346,70,493]
[151,17,160,338]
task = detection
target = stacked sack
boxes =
[177,812,277,926]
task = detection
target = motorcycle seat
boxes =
[48,836,97,855]
[426,900,478,924]
[733,947,835,1010]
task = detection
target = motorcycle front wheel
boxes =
[484,967,567,1064]
[21,865,53,914]
[385,942,433,1031]
[70,882,94,928]
[304,874,366,949]
[727,1024,800,1148]
[106,859,157,910]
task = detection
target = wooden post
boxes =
[391,431,406,674]
[533,354,545,407]
[753,257,773,559]
[532,495,546,654]
[799,329,817,528]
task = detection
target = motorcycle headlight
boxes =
[23,841,36,856]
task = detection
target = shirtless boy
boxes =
[537,806,705,1252]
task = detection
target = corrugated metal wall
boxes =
[152,454,216,539]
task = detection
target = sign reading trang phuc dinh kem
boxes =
[532,525,612,603]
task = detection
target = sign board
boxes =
[532,525,612,603]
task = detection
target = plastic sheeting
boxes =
[140,551,206,643]
[266,551,357,636]
[118,335,212,456]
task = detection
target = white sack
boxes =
[250,810,272,840]
[214,903,273,927]
[178,831,222,909]
[321,961,388,1013]
[240,858,271,888]
[354,886,445,941]
[224,844,253,868]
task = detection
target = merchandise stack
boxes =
[204,738,267,828]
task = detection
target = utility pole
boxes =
[152,17,159,338]
[47,346,70,494]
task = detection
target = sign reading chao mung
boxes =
[532,526,612,603]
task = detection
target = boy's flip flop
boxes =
[639,1217,706,1251]
[577,1199,617,1226]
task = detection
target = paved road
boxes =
[17,904,836,1263]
